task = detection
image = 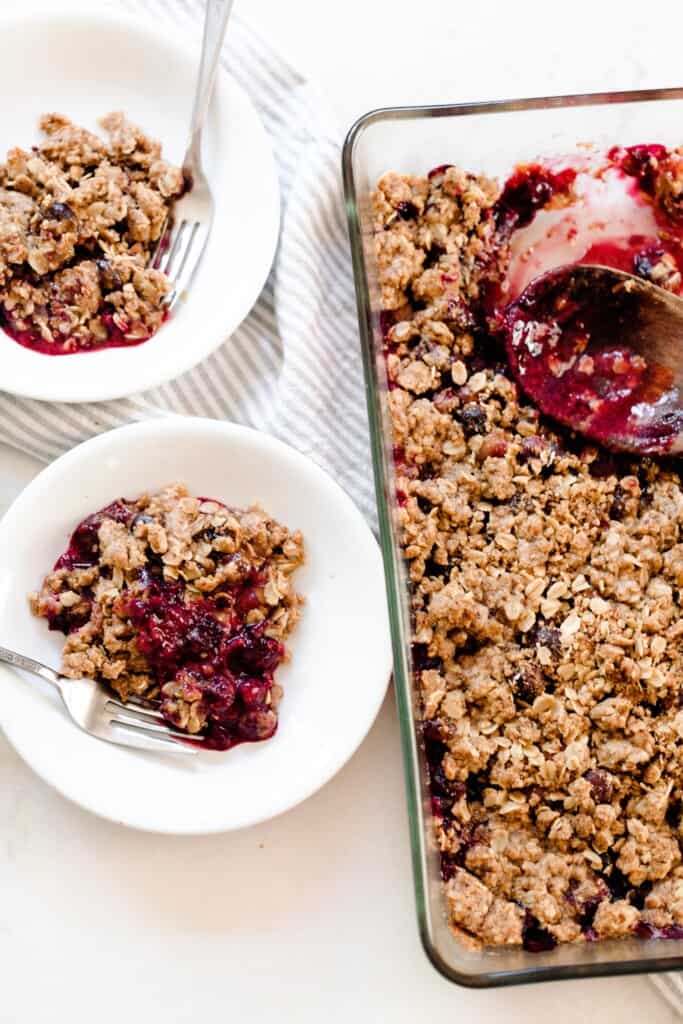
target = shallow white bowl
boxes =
[0,419,391,833]
[0,4,280,402]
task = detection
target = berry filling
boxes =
[493,163,577,234]
[521,911,557,953]
[53,501,136,572]
[635,922,683,940]
[0,306,162,356]
[607,143,669,197]
[126,577,285,750]
[502,265,683,455]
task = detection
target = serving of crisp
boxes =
[374,150,683,950]
[30,484,305,750]
[0,112,185,354]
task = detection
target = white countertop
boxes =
[1,0,682,1019]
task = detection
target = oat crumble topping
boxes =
[374,161,683,949]
[0,112,184,353]
[30,484,304,750]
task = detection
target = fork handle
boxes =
[187,0,235,164]
[0,644,62,689]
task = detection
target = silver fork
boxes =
[155,0,235,309]
[0,644,203,756]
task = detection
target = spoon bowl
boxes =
[502,264,683,455]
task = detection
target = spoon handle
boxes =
[0,643,62,690]
[186,0,235,165]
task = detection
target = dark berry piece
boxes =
[428,163,454,180]
[578,897,602,932]
[518,435,547,464]
[396,200,419,220]
[609,483,628,521]
[440,855,458,881]
[634,921,683,940]
[430,765,463,803]
[585,769,614,804]
[465,772,487,803]
[96,258,123,291]
[528,625,562,658]
[522,911,557,953]
[424,242,446,268]
[237,709,277,741]
[604,865,631,901]
[132,513,154,531]
[460,405,487,437]
[423,556,450,580]
[633,246,666,281]
[200,675,237,719]
[422,718,445,745]
[181,168,194,195]
[512,666,544,704]
[48,201,75,221]
[412,643,440,672]
[237,679,267,708]
[612,143,668,195]
[666,797,681,829]
[379,310,394,341]
[631,881,653,910]
[493,164,576,233]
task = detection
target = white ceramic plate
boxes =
[0,3,280,402]
[0,420,391,833]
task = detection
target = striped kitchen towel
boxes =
[651,972,683,1016]
[0,0,375,524]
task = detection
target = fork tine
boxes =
[126,693,162,709]
[109,720,199,755]
[162,221,190,278]
[171,221,199,281]
[109,707,206,743]
[163,224,197,300]
[155,222,183,276]
[166,222,208,309]
[106,696,166,723]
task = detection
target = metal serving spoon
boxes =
[502,264,683,456]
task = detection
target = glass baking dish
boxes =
[342,87,683,988]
